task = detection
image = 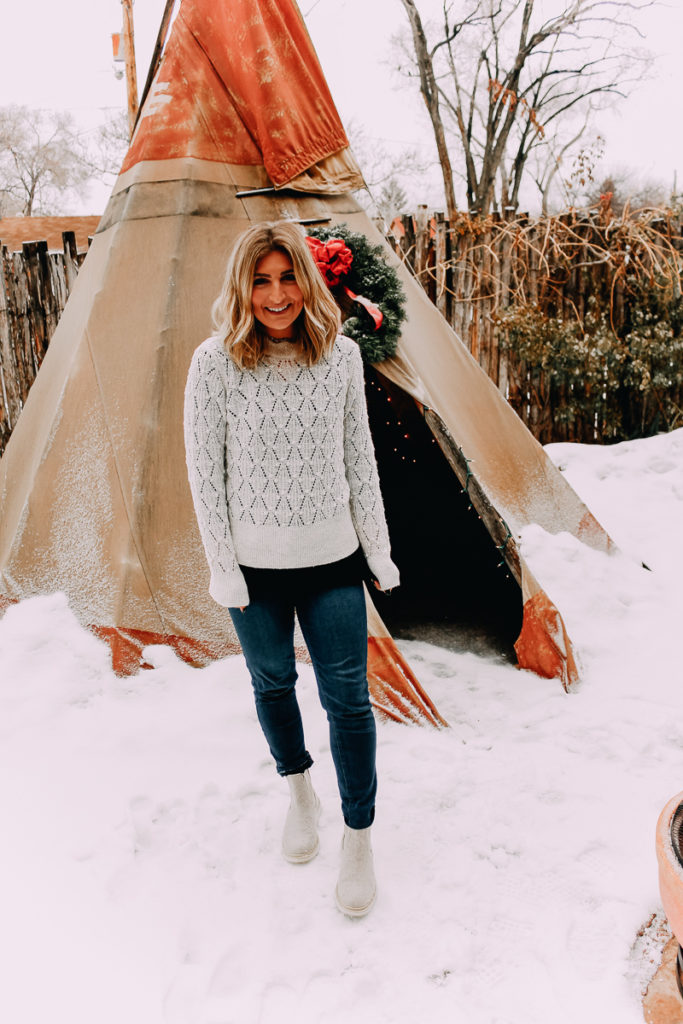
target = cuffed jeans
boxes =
[229,583,377,830]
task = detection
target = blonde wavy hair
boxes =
[211,221,342,369]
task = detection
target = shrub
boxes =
[498,290,683,442]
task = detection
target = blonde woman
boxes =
[184,221,399,917]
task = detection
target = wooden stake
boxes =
[134,0,176,135]
[121,0,139,139]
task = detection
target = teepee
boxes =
[0,0,611,727]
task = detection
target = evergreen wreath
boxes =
[306,223,406,364]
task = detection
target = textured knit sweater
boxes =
[183,333,400,608]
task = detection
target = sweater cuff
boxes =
[209,567,250,608]
[365,553,400,592]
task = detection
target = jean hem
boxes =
[343,808,375,830]
[278,756,314,778]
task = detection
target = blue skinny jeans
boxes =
[229,582,376,830]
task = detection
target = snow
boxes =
[2,429,683,1023]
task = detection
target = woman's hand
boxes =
[372,580,394,594]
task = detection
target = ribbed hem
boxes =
[232,509,360,569]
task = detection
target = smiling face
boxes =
[251,249,305,338]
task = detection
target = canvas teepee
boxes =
[0,0,611,726]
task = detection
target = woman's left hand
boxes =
[373,579,393,594]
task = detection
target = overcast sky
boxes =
[0,0,681,212]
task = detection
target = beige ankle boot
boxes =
[282,770,321,863]
[335,824,376,917]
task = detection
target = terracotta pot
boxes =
[657,791,683,943]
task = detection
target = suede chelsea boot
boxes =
[335,824,376,917]
[282,769,321,864]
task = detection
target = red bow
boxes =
[305,236,353,287]
[305,236,384,331]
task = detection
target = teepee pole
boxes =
[133,0,177,134]
[121,0,139,138]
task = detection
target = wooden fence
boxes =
[0,233,86,455]
[388,205,683,443]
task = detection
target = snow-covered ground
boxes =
[1,428,682,1024]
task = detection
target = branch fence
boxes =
[0,232,86,454]
[388,204,683,442]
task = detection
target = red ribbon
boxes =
[342,286,383,330]
[305,236,383,331]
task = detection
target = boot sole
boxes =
[334,885,376,918]
[282,836,320,864]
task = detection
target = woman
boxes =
[183,220,399,917]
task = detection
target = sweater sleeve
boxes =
[183,343,250,608]
[343,341,400,591]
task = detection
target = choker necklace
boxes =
[266,336,296,344]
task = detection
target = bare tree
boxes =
[85,110,131,189]
[584,169,669,214]
[528,107,597,214]
[346,119,432,216]
[397,0,459,218]
[376,177,410,223]
[396,0,652,216]
[0,106,92,216]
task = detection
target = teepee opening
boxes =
[365,367,523,658]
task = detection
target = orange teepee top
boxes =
[122,0,350,185]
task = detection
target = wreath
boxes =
[305,223,406,364]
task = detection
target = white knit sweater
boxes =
[183,333,400,608]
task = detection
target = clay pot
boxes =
[657,792,683,943]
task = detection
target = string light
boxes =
[373,381,518,586]
[374,378,518,589]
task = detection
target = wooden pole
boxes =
[134,0,176,135]
[414,204,429,285]
[121,0,139,139]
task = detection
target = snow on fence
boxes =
[388,205,683,443]
[0,233,86,455]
